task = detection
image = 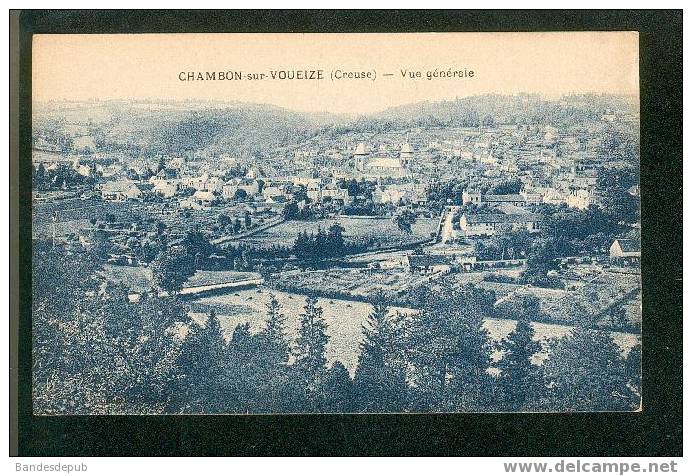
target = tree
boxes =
[596,168,639,225]
[260,293,290,366]
[32,243,186,414]
[88,229,112,260]
[217,214,232,229]
[542,328,638,411]
[490,178,523,195]
[393,209,417,235]
[406,284,495,411]
[523,238,561,287]
[150,246,195,293]
[170,310,227,412]
[321,361,356,412]
[496,317,544,411]
[244,210,252,229]
[327,222,346,257]
[354,292,408,412]
[293,296,330,409]
[282,201,300,220]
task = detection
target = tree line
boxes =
[33,243,641,414]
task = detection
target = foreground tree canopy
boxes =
[33,244,641,414]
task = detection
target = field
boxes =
[32,198,258,240]
[190,287,641,375]
[237,216,438,249]
[189,288,405,374]
[270,267,423,299]
[102,265,261,293]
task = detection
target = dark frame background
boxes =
[10,9,683,457]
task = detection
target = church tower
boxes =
[354,142,369,172]
[399,141,414,167]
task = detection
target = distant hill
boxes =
[33,100,343,158]
[365,93,638,129]
[33,94,638,158]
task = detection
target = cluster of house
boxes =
[397,235,641,276]
[457,190,543,237]
[37,114,634,233]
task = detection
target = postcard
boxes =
[31,32,641,414]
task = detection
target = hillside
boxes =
[32,94,639,159]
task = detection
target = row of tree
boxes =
[292,223,346,261]
[33,243,641,414]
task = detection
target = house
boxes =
[320,184,352,205]
[222,178,260,200]
[263,185,290,201]
[459,212,542,237]
[567,188,592,210]
[100,181,142,201]
[519,190,543,205]
[462,191,527,207]
[152,180,179,198]
[191,190,217,208]
[186,173,223,193]
[610,238,641,266]
[402,254,453,274]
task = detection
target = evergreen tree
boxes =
[150,246,195,293]
[260,293,290,365]
[173,311,227,412]
[314,227,328,260]
[542,328,637,411]
[327,222,346,257]
[406,284,494,412]
[293,296,329,409]
[354,292,408,412]
[496,317,544,411]
[393,209,417,234]
[321,361,356,412]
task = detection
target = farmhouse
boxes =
[100,181,142,201]
[402,254,453,274]
[610,238,641,266]
[222,178,260,199]
[152,180,179,198]
[459,212,542,237]
[462,190,527,207]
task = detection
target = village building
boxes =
[567,188,593,210]
[222,178,260,200]
[151,179,179,198]
[609,238,641,266]
[99,181,142,201]
[401,254,453,274]
[189,190,217,208]
[459,212,542,237]
[462,191,527,207]
[353,142,411,178]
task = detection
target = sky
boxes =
[32,32,639,115]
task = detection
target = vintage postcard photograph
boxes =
[31,32,641,415]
